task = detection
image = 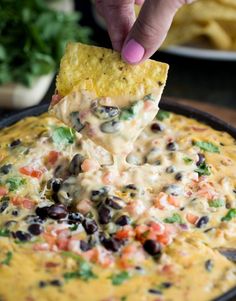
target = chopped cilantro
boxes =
[1,251,12,265]
[5,176,26,191]
[110,271,130,286]
[0,228,10,237]
[62,251,97,281]
[156,110,170,121]
[209,199,225,208]
[121,297,127,301]
[194,141,220,153]
[194,162,211,176]
[69,224,79,231]
[221,209,236,222]
[119,101,142,121]
[164,213,183,224]
[52,127,76,147]
[183,157,193,164]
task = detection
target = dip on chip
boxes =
[50,43,168,156]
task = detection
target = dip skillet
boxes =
[0,98,235,301]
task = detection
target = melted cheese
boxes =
[0,112,236,301]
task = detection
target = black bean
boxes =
[115,215,130,226]
[205,259,214,272]
[47,178,62,193]
[24,215,43,224]
[69,154,85,176]
[166,142,177,151]
[101,237,121,252]
[143,240,162,256]
[10,139,21,148]
[0,164,12,174]
[14,230,31,242]
[47,204,68,220]
[68,212,83,224]
[98,205,112,224]
[100,120,122,134]
[124,184,137,191]
[70,111,85,132]
[50,279,62,287]
[0,200,9,213]
[28,223,43,236]
[150,123,163,133]
[196,216,209,228]
[105,196,123,210]
[11,209,19,216]
[161,282,173,288]
[148,289,162,295]
[166,166,175,173]
[80,240,92,252]
[91,187,109,202]
[175,172,183,181]
[35,206,50,220]
[217,248,236,262]
[39,281,47,288]
[196,153,205,166]
[82,219,98,235]
[91,100,120,120]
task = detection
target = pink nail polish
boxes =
[122,39,145,64]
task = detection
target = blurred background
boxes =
[0,0,235,124]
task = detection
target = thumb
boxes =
[121,0,192,64]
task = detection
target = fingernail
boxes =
[122,39,145,64]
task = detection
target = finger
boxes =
[122,0,193,63]
[95,0,136,52]
[135,0,145,5]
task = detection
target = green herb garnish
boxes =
[194,141,220,153]
[183,157,193,164]
[194,162,211,176]
[52,127,76,147]
[120,101,142,121]
[221,209,236,222]
[69,224,78,231]
[156,110,170,121]
[0,0,92,87]
[5,177,26,191]
[62,251,97,281]
[0,228,10,237]
[164,213,183,224]
[1,251,12,265]
[110,271,130,286]
[209,199,225,208]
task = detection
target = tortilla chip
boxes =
[56,43,168,99]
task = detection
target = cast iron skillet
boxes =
[0,99,236,301]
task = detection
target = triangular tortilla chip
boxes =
[50,43,168,155]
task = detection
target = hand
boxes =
[96,0,194,64]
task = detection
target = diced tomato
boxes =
[11,196,35,209]
[167,195,180,207]
[22,198,35,209]
[19,166,43,179]
[46,151,61,166]
[33,243,49,251]
[134,224,149,242]
[43,233,57,246]
[156,233,171,245]
[45,262,60,268]
[81,159,100,172]
[51,94,62,106]
[143,100,155,111]
[186,213,199,225]
[115,226,134,240]
[149,221,165,235]
[57,238,69,250]
[0,187,8,196]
